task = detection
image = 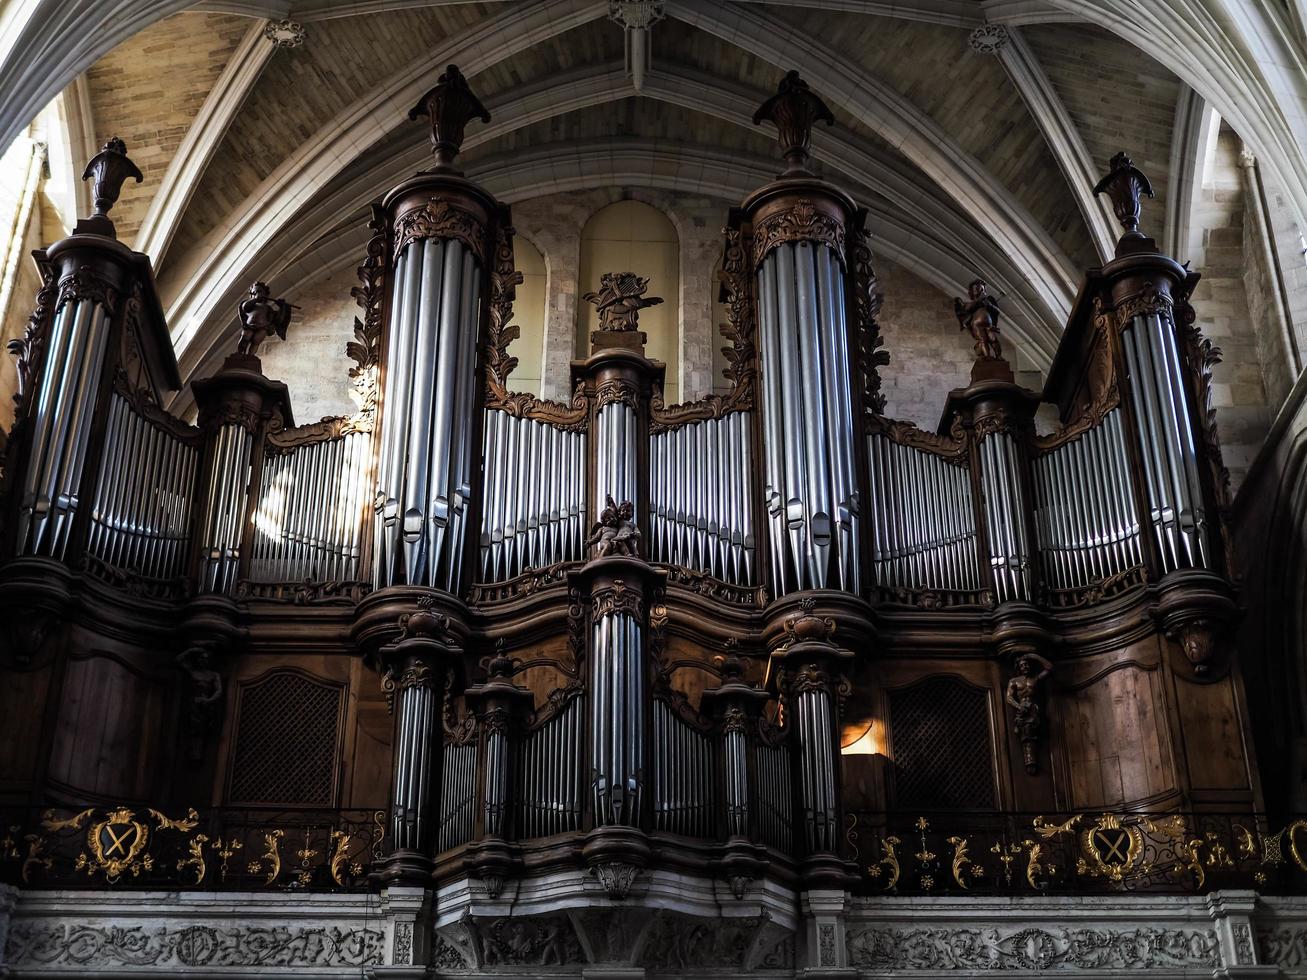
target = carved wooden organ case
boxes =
[0,72,1259,900]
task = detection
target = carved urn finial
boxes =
[408,64,491,174]
[1093,151,1155,248]
[78,137,143,237]
[954,278,1003,362]
[753,70,835,177]
[237,281,295,357]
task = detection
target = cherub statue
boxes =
[954,278,1003,361]
[1005,651,1053,774]
[585,494,642,558]
[583,272,664,333]
[237,281,295,356]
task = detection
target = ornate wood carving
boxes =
[408,64,490,174]
[750,198,845,271]
[752,70,834,177]
[7,267,55,415]
[483,219,588,428]
[1175,291,1234,569]
[850,215,889,419]
[651,223,757,428]
[590,579,645,621]
[55,265,119,314]
[865,413,968,461]
[393,197,488,265]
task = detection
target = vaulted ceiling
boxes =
[7,0,1279,387]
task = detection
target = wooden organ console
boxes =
[0,65,1267,920]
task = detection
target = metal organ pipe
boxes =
[477,410,586,582]
[755,241,860,595]
[374,236,485,592]
[17,299,114,558]
[1032,407,1143,592]
[647,412,754,584]
[977,429,1032,603]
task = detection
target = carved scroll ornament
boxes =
[750,198,845,271]
[850,216,889,418]
[483,219,588,428]
[393,198,488,265]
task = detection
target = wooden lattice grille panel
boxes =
[887,677,996,810]
[228,672,343,806]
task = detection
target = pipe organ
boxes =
[0,67,1263,963]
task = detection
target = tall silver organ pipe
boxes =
[389,671,438,857]
[652,699,715,838]
[865,433,979,592]
[374,236,483,593]
[594,399,639,514]
[249,430,373,583]
[1032,408,1142,590]
[479,410,586,581]
[978,429,1032,603]
[196,422,254,594]
[793,677,837,853]
[649,412,755,584]
[16,297,112,558]
[437,736,478,853]
[515,695,583,838]
[590,609,645,826]
[1121,311,1209,571]
[754,735,793,852]
[755,241,860,595]
[86,391,198,580]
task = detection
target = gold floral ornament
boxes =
[247,829,284,885]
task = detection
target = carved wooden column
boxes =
[4,138,170,565]
[372,65,501,595]
[463,643,532,895]
[373,598,461,886]
[1093,153,1238,675]
[189,310,293,595]
[700,650,770,895]
[746,72,864,597]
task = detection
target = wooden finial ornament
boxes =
[583,271,663,351]
[1093,151,1156,254]
[78,137,143,237]
[753,70,835,177]
[409,64,491,174]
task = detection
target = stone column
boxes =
[1207,890,1277,978]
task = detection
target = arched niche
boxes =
[576,200,681,405]
[507,234,547,396]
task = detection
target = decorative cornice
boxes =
[56,265,118,314]
[593,376,642,410]
[591,578,645,621]
[751,198,845,270]
[393,197,488,265]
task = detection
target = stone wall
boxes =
[1184,125,1272,491]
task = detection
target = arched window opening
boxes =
[577,200,680,404]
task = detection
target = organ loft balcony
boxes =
[0,59,1295,980]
